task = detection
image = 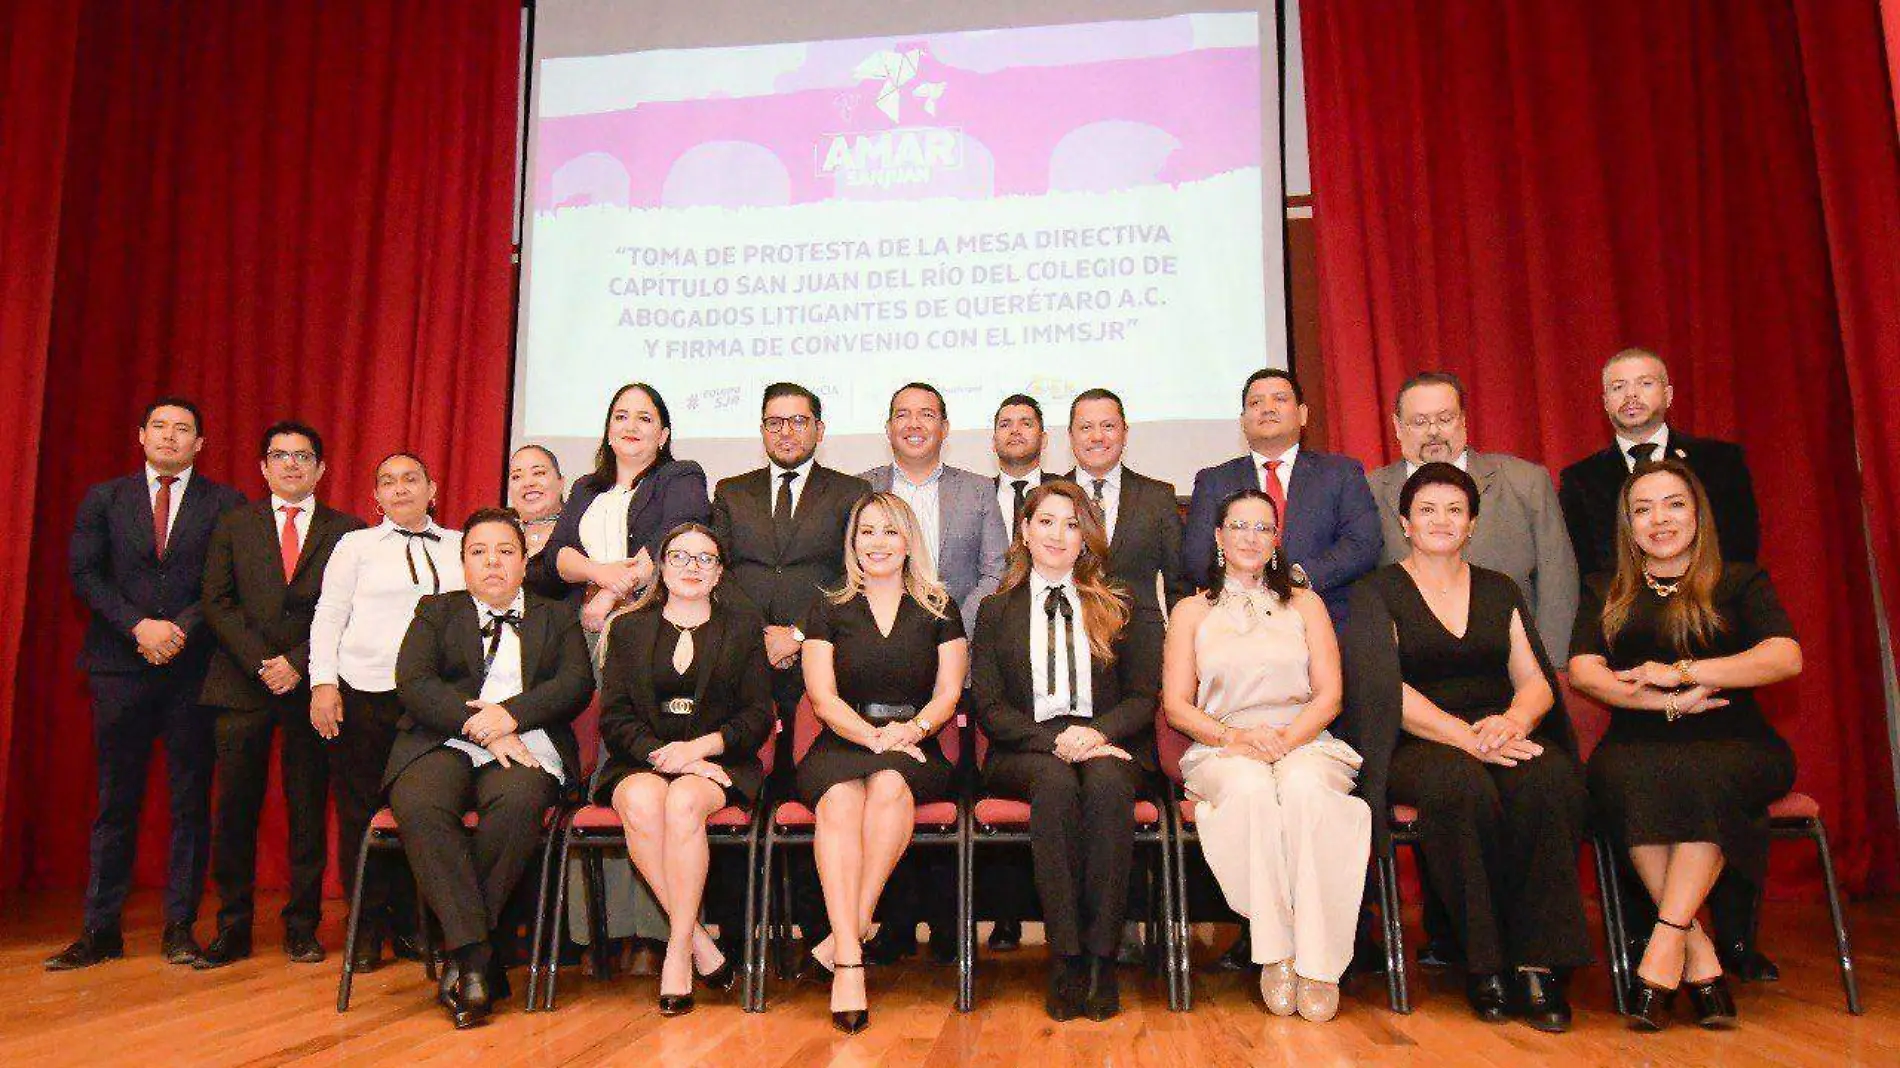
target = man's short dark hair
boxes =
[763,382,822,422]
[994,393,1043,427]
[260,419,324,463]
[1068,387,1126,424]
[1394,370,1467,416]
[142,396,204,436]
[462,506,526,551]
[889,382,947,420]
[1242,368,1303,407]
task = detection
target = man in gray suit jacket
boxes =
[1367,372,1578,663]
[860,382,1008,635]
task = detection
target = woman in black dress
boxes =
[797,492,967,1032]
[597,522,774,1015]
[1569,460,1800,1031]
[1344,463,1589,1031]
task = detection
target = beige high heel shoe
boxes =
[1260,959,1297,1016]
[1295,977,1340,1022]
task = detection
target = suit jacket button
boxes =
[774,566,783,574]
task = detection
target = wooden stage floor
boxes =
[4,891,1894,1067]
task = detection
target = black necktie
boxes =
[1044,585,1077,713]
[1011,479,1029,520]
[774,470,798,526]
[1629,442,1658,466]
[397,527,443,591]
[480,608,523,675]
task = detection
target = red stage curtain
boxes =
[1302,0,1899,895]
[0,0,82,885]
[3,0,521,893]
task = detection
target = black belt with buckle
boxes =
[861,702,917,723]
[663,698,696,716]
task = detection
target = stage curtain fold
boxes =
[1302,0,1899,895]
[5,0,521,894]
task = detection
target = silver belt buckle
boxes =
[664,697,696,717]
[862,702,916,723]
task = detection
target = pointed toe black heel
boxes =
[658,992,695,1017]
[831,962,869,1034]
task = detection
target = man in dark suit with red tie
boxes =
[1559,347,1773,981]
[46,398,245,970]
[195,420,364,968]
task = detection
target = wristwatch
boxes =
[909,714,933,736]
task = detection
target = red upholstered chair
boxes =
[963,717,1178,1012]
[534,724,778,1011]
[750,696,967,1012]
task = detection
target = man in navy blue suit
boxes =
[46,398,244,970]
[1184,369,1382,620]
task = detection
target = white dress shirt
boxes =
[146,464,193,541]
[771,456,817,516]
[1617,425,1671,470]
[1078,464,1124,540]
[271,494,315,551]
[996,469,1041,528]
[445,592,567,783]
[1404,450,1470,476]
[1250,443,1301,498]
[578,484,634,562]
[1028,569,1094,722]
[309,519,464,691]
[890,462,944,564]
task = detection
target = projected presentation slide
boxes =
[518,12,1278,483]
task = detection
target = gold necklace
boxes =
[1403,559,1463,596]
[1642,569,1683,598]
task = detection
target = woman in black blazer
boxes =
[596,522,774,1015]
[971,480,1162,1023]
[532,382,711,633]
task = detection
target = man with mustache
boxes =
[1558,346,1771,982]
[1366,372,1578,665]
[992,394,1057,527]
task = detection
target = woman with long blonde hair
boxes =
[971,480,1161,1022]
[794,492,968,1033]
[1569,460,1801,1032]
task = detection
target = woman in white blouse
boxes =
[309,452,462,971]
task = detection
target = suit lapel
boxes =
[1282,453,1312,542]
[1468,453,1501,500]
[1001,585,1034,708]
[122,476,159,561]
[777,465,824,555]
[517,598,548,688]
[1376,463,1404,521]
[289,505,335,582]
[690,608,726,705]
[456,596,489,684]
[171,473,218,554]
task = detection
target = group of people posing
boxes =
[50,348,1799,1039]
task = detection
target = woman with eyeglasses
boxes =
[971,480,1161,1023]
[1162,489,1367,1022]
[796,492,967,1033]
[596,522,774,1015]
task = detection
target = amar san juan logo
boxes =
[817,46,963,189]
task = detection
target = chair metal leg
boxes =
[751,824,778,1012]
[582,848,612,982]
[540,825,580,1011]
[956,812,974,1012]
[740,815,765,1013]
[1806,819,1864,1015]
[335,827,379,1013]
[1154,805,1182,1012]
[1170,808,1195,1012]
[1591,834,1631,1016]
[527,818,570,1012]
[1378,851,1410,1014]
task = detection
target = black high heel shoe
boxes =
[831,962,869,1034]
[658,990,695,1017]
[1627,917,1690,1033]
[1682,921,1738,1029]
[696,954,738,994]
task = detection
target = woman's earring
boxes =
[1269,548,1279,571]
[1215,543,1226,568]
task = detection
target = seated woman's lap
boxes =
[1390,739,1584,821]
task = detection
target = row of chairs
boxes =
[335,696,1863,1017]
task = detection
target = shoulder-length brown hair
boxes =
[1601,458,1725,651]
[997,480,1129,661]
[827,492,952,619]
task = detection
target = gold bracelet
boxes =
[1674,658,1698,687]
[1664,692,1681,723]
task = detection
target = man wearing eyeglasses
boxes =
[1366,371,1578,664]
[195,420,363,968]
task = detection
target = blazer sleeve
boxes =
[1088,607,1163,744]
[596,614,661,766]
[1156,487,1188,608]
[719,616,776,759]
[1557,466,1603,580]
[394,599,481,737]
[970,597,1062,753]
[69,482,143,636]
[1526,469,1580,663]
[172,483,244,639]
[201,513,278,668]
[529,477,596,596]
[503,610,596,732]
[1302,461,1384,598]
[1181,467,1220,589]
[638,463,711,563]
[965,490,1009,633]
[1721,446,1762,563]
[1338,577,1402,855]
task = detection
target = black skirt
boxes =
[1587,733,1795,885]
[593,759,764,812]
[794,731,955,809]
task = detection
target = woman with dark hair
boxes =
[535,383,710,633]
[797,492,968,1033]
[1569,460,1800,1031]
[1162,489,1367,1022]
[310,452,458,971]
[1343,462,1589,1032]
[971,480,1161,1023]
[596,522,774,1015]
[508,444,566,559]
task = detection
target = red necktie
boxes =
[1261,459,1288,526]
[153,475,177,559]
[279,505,303,583]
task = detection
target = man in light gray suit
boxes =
[860,382,1008,635]
[1367,371,1579,663]
[858,381,1007,963]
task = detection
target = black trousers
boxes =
[1388,739,1592,974]
[984,751,1144,959]
[329,685,415,938]
[209,694,329,936]
[83,667,215,931]
[389,747,559,952]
